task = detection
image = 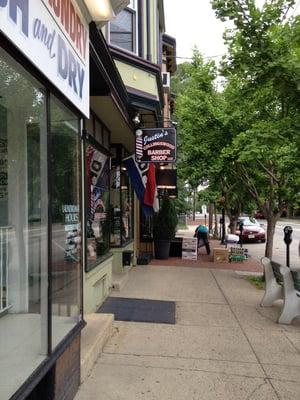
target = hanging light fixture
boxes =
[84,0,115,22]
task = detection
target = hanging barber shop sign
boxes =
[135,128,176,163]
[0,0,90,117]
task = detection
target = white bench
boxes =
[260,257,300,324]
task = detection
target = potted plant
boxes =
[153,196,178,259]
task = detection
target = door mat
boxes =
[97,297,176,324]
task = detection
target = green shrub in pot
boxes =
[153,197,178,259]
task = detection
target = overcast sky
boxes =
[164,0,299,63]
[164,0,229,63]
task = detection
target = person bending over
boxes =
[194,224,210,255]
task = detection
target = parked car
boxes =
[236,217,266,243]
[255,210,265,219]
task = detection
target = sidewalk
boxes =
[150,223,263,273]
[75,263,300,400]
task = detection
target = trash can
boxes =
[122,251,133,266]
[169,237,183,257]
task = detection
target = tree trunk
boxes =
[225,202,241,235]
[208,203,213,234]
[228,216,238,234]
[265,216,277,258]
[213,204,219,238]
[287,205,293,219]
[192,189,196,221]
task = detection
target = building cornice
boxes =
[89,22,134,128]
[109,45,164,109]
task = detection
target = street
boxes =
[242,219,300,268]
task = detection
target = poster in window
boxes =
[86,145,110,264]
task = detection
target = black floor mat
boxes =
[97,297,176,324]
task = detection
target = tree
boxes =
[211,0,300,257]
[174,49,228,218]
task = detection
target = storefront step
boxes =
[112,272,129,291]
[80,313,114,383]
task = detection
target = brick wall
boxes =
[26,334,81,400]
[53,335,81,400]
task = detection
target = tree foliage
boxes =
[174,50,227,189]
[174,1,300,258]
[210,0,300,257]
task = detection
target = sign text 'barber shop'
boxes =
[0,0,89,117]
[135,128,176,163]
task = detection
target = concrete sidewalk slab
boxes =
[262,363,300,383]
[230,304,284,331]
[112,265,227,304]
[242,328,300,366]
[76,363,277,400]
[211,269,264,306]
[75,264,300,400]
[176,302,239,328]
[96,353,265,379]
[105,322,257,363]
[271,380,300,399]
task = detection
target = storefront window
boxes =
[86,143,110,270]
[110,166,121,246]
[110,163,133,247]
[121,167,133,242]
[0,47,48,399]
[50,96,81,349]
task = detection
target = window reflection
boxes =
[110,164,133,246]
[110,9,136,52]
[0,47,48,400]
[86,144,110,269]
[50,96,81,349]
[110,166,121,246]
[121,167,133,242]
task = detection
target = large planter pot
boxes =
[154,240,171,259]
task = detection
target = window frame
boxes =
[83,113,112,272]
[0,36,84,400]
[109,6,138,55]
[110,144,134,248]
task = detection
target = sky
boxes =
[163,0,299,64]
[163,0,229,63]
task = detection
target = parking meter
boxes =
[284,226,293,245]
[283,226,293,268]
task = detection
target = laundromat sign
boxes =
[0,0,89,117]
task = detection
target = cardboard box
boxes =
[213,248,229,263]
[182,238,197,261]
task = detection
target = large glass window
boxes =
[110,8,136,52]
[0,47,48,400]
[110,159,133,247]
[50,96,81,349]
[110,165,121,246]
[86,143,110,270]
[121,166,133,242]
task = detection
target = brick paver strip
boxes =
[150,240,263,273]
